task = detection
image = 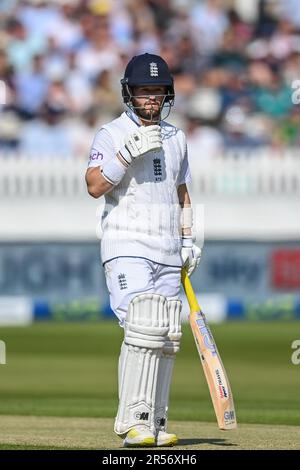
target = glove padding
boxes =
[125,125,162,160]
[181,243,202,277]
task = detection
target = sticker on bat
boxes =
[196,313,217,356]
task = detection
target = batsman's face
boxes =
[132,85,167,120]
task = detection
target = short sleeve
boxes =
[87,128,116,168]
[177,136,192,186]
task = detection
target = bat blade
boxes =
[181,269,237,430]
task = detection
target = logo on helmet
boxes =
[150,62,158,77]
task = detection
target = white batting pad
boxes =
[164,299,182,355]
[154,299,182,432]
[114,293,169,436]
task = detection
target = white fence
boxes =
[0,152,300,240]
[0,156,87,199]
[0,151,300,199]
[189,150,300,197]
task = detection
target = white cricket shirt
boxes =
[88,111,191,267]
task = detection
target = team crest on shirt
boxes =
[118,273,128,290]
[153,158,162,181]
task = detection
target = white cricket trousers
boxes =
[104,257,181,325]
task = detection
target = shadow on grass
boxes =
[178,438,237,447]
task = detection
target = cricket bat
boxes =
[181,268,237,430]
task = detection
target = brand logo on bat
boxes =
[224,410,235,422]
[195,313,217,356]
[215,369,228,398]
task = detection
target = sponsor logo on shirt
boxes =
[89,148,104,162]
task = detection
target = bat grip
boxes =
[181,268,201,313]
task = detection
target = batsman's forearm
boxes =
[178,184,192,236]
[85,166,114,198]
[86,152,130,198]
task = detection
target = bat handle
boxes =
[181,268,201,313]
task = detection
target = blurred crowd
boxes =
[1,0,300,160]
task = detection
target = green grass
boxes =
[0,416,299,450]
[0,321,299,427]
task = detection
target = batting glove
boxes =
[181,236,202,277]
[120,125,162,165]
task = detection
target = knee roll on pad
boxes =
[163,299,182,355]
[115,293,169,436]
[125,293,170,349]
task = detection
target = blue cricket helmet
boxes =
[121,53,175,105]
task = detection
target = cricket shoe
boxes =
[123,425,155,448]
[156,430,178,447]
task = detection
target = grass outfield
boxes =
[0,416,299,450]
[0,321,299,449]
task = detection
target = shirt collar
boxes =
[125,109,141,127]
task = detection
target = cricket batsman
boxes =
[85,53,201,447]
